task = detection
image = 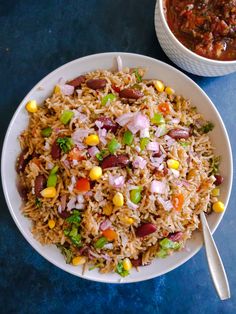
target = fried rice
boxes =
[16,57,222,277]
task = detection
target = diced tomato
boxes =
[102,229,117,241]
[158,103,171,115]
[76,178,90,192]
[172,193,184,211]
[68,148,85,162]
[112,84,121,93]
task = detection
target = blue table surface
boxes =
[0,1,235,313]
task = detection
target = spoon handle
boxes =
[200,212,230,300]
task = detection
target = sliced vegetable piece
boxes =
[140,137,150,150]
[159,238,180,250]
[108,138,121,154]
[41,127,52,137]
[156,249,168,258]
[57,137,74,153]
[172,193,184,211]
[101,93,116,106]
[94,236,108,249]
[151,113,165,125]
[60,110,74,125]
[123,130,134,146]
[130,187,142,204]
[158,103,171,115]
[76,178,90,192]
[102,229,117,241]
[47,173,57,187]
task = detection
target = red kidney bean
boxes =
[16,148,32,173]
[67,75,86,88]
[131,257,143,267]
[136,223,157,237]
[17,180,28,201]
[214,175,224,186]
[96,117,119,133]
[101,154,130,169]
[168,231,183,242]
[168,128,190,139]
[86,79,107,90]
[58,210,71,219]
[119,88,144,99]
[35,175,46,197]
[51,140,61,159]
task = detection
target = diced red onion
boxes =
[95,120,103,129]
[126,198,139,210]
[72,128,91,144]
[63,160,70,168]
[116,112,135,127]
[127,113,150,134]
[94,191,103,202]
[46,161,54,169]
[164,135,175,147]
[147,141,159,152]
[68,175,76,193]
[88,146,100,157]
[75,203,85,210]
[116,56,123,72]
[60,84,74,96]
[109,175,125,188]
[157,196,173,211]
[98,128,107,144]
[67,196,76,211]
[120,234,128,247]
[171,118,180,124]
[77,194,85,204]
[135,145,141,153]
[103,243,114,250]
[150,155,165,168]
[88,250,101,259]
[150,180,167,194]
[58,204,62,213]
[155,125,166,138]
[72,159,79,166]
[76,89,83,97]
[133,156,147,169]
[100,219,112,231]
[72,109,87,122]
[181,180,191,188]
[100,254,112,261]
[44,141,50,151]
[171,169,180,178]
[140,127,150,138]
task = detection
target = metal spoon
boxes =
[200,212,230,300]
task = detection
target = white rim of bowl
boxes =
[158,0,236,65]
[1,52,233,283]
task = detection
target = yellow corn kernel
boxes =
[85,134,100,146]
[123,258,132,271]
[25,100,38,113]
[212,201,225,213]
[113,192,124,207]
[165,86,175,95]
[72,256,86,266]
[103,204,113,216]
[121,217,134,225]
[167,159,180,170]
[48,219,56,229]
[187,169,197,180]
[54,85,61,94]
[89,166,102,181]
[211,188,220,197]
[153,80,165,93]
[40,186,57,198]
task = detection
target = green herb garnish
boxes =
[133,68,142,83]
[210,156,221,175]
[200,121,214,134]
[116,261,129,277]
[57,244,73,264]
[35,198,42,208]
[64,225,82,247]
[66,210,81,227]
[57,137,74,153]
[96,149,107,161]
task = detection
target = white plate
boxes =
[1,52,233,283]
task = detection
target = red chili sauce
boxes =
[165,0,236,61]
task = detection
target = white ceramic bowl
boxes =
[1,52,233,283]
[154,0,236,77]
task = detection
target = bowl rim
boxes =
[1,52,233,283]
[157,0,236,65]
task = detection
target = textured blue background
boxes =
[0,1,235,313]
